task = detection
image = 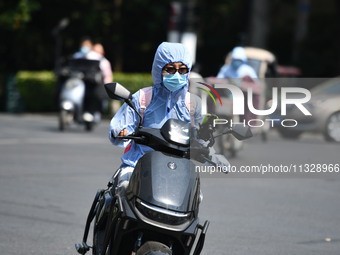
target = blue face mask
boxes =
[80,46,90,54]
[231,59,243,70]
[163,72,187,92]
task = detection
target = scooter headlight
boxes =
[135,199,192,227]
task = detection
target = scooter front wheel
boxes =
[136,241,172,255]
[59,110,70,131]
[93,228,105,255]
[85,121,94,132]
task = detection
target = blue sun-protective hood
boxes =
[151,42,192,88]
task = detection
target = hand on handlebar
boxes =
[114,129,146,143]
[118,129,128,137]
[190,139,230,171]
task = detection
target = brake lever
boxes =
[203,156,217,167]
[116,135,146,143]
[213,126,232,138]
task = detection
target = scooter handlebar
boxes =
[115,133,146,143]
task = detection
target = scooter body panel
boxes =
[126,151,200,213]
[60,77,85,122]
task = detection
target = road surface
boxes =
[0,114,339,255]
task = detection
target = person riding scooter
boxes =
[109,42,203,188]
[212,47,260,156]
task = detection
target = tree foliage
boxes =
[0,0,339,76]
[0,0,40,30]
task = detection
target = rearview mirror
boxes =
[231,124,253,141]
[104,82,132,101]
[105,82,143,125]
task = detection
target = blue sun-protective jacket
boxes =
[109,42,202,167]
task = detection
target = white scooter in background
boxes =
[57,59,103,131]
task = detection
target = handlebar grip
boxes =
[190,146,211,163]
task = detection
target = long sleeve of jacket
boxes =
[217,65,229,78]
[109,90,141,147]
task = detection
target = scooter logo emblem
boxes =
[167,162,177,170]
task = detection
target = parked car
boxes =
[276,77,340,142]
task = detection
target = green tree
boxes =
[0,0,41,110]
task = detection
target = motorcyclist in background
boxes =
[217,46,257,79]
[85,43,113,121]
[54,37,93,109]
[217,46,260,122]
[87,43,113,84]
[73,39,113,122]
[73,37,93,59]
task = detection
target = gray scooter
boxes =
[57,59,103,131]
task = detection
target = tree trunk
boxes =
[112,0,123,72]
[293,0,310,62]
[335,0,340,73]
[249,0,270,48]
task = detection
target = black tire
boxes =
[324,112,340,142]
[261,131,268,142]
[277,127,302,139]
[59,110,68,131]
[136,241,172,255]
[93,227,105,255]
[93,192,117,255]
[85,121,94,132]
